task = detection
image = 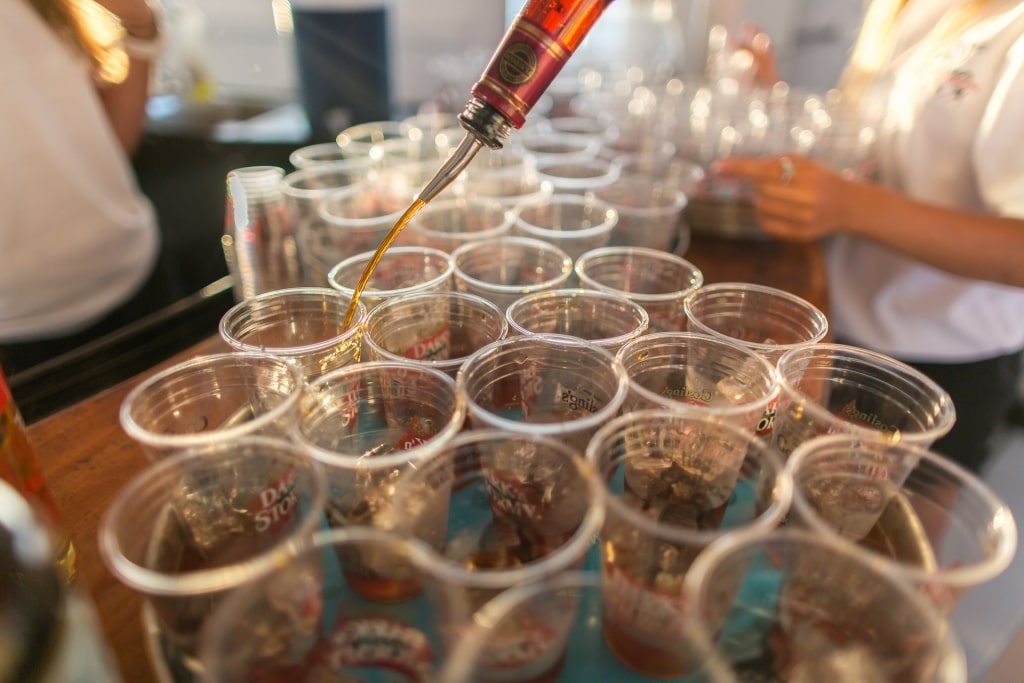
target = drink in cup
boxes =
[575,246,704,332]
[615,331,779,434]
[291,361,465,604]
[219,287,367,382]
[505,288,650,353]
[98,438,327,682]
[394,430,605,683]
[682,529,967,683]
[456,333,629,457]
[786,433,1017,612]
[119,352,304,462]
[585,409,792,678]
[363,290,508,378]
[441,572,737,683]
[772,343,957,459]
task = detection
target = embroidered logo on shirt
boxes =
[936,67,979,100]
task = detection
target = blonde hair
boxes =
[839,0,990,101]
[27,0,129,84]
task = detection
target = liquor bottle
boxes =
[419,0,617,203]
[0,368,77,583]
[0,479,124,683]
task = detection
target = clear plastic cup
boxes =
[393,430,605,682]
[457,334,629,457]
[515,129,602,165]
[291,361,464,600]
[612,153,707,197]
[683,282,829,366]
[326,246,454,312]
[363,290,508,378]
[772,343,957,459]
[585,409,792,679]
[219,287,367,381]
[403,196,514,253]
[288,141,347,169]
[683,529,968,683]
[280,160,375,284]
[400,111,462,139]
[335,119,406,158]
[512,193,618,261]
[441,572,737,683]
[119,352,304,462]
[98,437,328,682]
[463,162,553,211]
[593,175,688,252]
[451,236,574,311]
[313,183,417,277]
[198,526,457,682]
[786,434,1016,612]
[534,157,621,195]
[614,332,779,434]
[575,246,704,332]
[505,288,649,353]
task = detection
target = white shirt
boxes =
[0,0,158,341]
[827,0,1024,362]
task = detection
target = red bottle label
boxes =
[471,20,571,128]
[0,369,9,413]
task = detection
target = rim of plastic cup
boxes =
[405,196,515,243]
[593,177,689,216]
[98,436,327,597]
[615,332,780,419]
[682,281,829,354]
[395,429,606,590]
[280,158,375,199]
[327,246,454,299]
[785,433,1017,589]
[317,184,413,228]
[776,342,957,445]
[335,120,406,157]
[288,142,346,169]
[505,288,650,350]
[292,361,466,470]
[456,333,630,438]
[119,351,304,451]
[219,287,367,358]
[575,246,705,303]
[363,291,508,372]
[585,408,793,547]
[534,158,621,193]
[450,236,574,297]
[681,527,968,682]
[512,193,619,242]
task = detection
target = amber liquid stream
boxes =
[341,197,426,330]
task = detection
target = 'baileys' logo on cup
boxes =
[322,616,434,679]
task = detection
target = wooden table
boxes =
[28,236,828,683]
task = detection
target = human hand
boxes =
[735,23,780,87]
[711,155,853,242]
[94,0,160,38]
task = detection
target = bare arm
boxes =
[713,155,1024,288]
[95,0,159,155]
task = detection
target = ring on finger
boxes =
[779,156,796,185]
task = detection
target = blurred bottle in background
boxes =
[289,0,393,141]
[0,478,124,683]
[0,369,76,584]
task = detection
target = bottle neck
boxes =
[457,97,513,150]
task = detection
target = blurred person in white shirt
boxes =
[0,0,184,376]
[715,0,1024,473]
